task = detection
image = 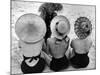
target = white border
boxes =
[0,0,99,75]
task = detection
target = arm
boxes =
[70,40,73,48]
[42,39,51,55]
[13,40,23,64]
[85,39,92,52]
[42,41,47,53]
[69,40,75,58]
[88,40,92,49]
[42,51,52,66]
[42,39,52,66]
[65,36,70,50]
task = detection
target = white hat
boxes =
[50,15,70,39]
[15,13,46,43]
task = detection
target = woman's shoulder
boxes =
[71,38,92,53]
[71,38,78,44]
[70,38,84,49]
[47,38,55,43]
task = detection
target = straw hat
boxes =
[74,17,92,39]
[50,15,70,39]
[15,13,46,43]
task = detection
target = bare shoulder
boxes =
[85,38,92,48]
[70,38,80,47]
[71,38,78,44]
[47,38,55,43]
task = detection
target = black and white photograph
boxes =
[11,0,96,74]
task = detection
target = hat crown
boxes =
[56,20,69,34]
[26,23,37,35]
[51,15,70,39]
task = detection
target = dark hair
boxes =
[39,3,63,42]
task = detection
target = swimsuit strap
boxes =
[29,54,41,62]
[23,53,41,62]
[63,35,70,44]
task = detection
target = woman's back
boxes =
[19,39,44,57]
[47,37,69,58]
[71,38,92,54]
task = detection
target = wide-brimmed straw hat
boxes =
[74,17,92,39]
[15,13,46,43]
[50,15,70,39]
